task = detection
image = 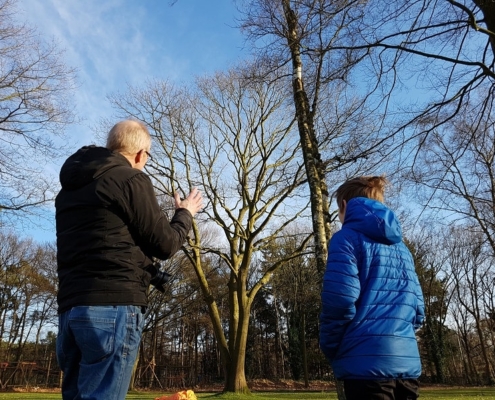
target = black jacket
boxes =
[55,146,192,313]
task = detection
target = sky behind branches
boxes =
[16,0,246,242]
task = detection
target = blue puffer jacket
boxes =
[320,197,424,380]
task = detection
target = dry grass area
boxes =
[248,379,335,392]
[4,379,336,394]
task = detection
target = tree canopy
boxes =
[0,0,76,223]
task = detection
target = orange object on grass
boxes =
[154,389,197,400]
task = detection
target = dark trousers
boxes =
[343,379,419,400]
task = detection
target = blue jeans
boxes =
[56,305,145,400]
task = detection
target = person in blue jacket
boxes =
[320,176,424,400]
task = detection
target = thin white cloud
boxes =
[18,0,245,133]
[14,0,245,242]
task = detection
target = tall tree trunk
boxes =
[281,1,341,396]
[15,306,29,361]
[282,0,330,276]
[301,312,309,388]
[224,276,250,393]
[273,295,285,378]
[474,320,495,384]
[194,323,199,387]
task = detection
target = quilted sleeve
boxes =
[413,272,425,330]
[319,229,361,362]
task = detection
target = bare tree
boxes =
[239,0,390,283]
[0,0,76,222]
[107,65,315,393]
[411,108,495,253]
[330,1,495,155]
[0,232,58,364]
[405,231,455,383]
[267,229,323,387]
[339,1,495,204]
[136,248,219,390]
[445,226,495,385]
[240,0,495,223]
[239,4,398,397]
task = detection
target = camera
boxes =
[146,262,172,293]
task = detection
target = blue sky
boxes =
[20,0,246,145]
[16,0,247,242]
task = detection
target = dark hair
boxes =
[335,175,388,211]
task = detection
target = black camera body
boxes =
[146,262,171,293]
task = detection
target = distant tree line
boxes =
[1,226,494,389]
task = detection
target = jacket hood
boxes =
[343,197,402,244]
[59,146,130,190]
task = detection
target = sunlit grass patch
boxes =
[0,387,493,399]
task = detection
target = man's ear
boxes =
[134,150,147,167]
[136,150,145,163]
[128,150,146,170]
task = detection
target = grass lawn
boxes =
[0,387,494,399]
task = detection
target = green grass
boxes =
[416,387,495,399]
[0,388,493,399]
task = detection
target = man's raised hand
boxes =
[174,187,203,217]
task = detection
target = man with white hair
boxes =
[55,119,203,400]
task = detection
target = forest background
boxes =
[0,0,494,395]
